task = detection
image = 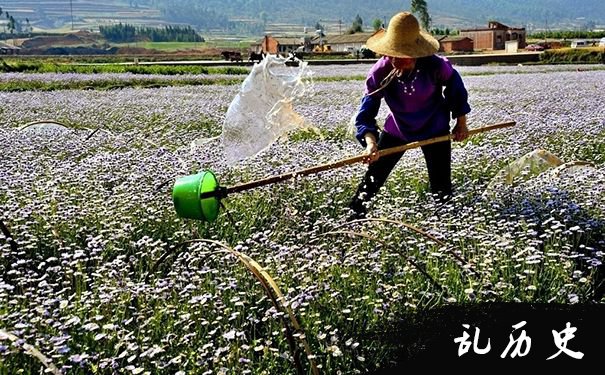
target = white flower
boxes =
[222,330,236,340]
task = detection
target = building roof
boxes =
[253,30,378,46]
[273,37,304,45]
[460,21,525,32]
[438,36,473,42]
[488,21,509,29]
[0,41,20,50]
[325,32,375,44]
[253,36,304,45]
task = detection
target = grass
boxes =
[0,60,250,91]
[0,60,250,75]
[0,77,245,92]
[540,47,605,64]
[287,126,350,143]
[137,39,256,51]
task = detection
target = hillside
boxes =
[0,0,603,35]
[0,0,164,32]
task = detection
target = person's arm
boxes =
[353,57,392,161]
[442,67,471,142]
[355,94,381,147]
[452,114,468,141]
[363,131,379,164]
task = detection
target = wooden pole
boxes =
[212,121,515,197]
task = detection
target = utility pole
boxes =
[544,16,549,47]
[70,0,74,30]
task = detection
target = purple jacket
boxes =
[355,55,471,146]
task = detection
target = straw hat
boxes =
[366,12,439,58]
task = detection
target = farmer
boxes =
[349,11,471,219]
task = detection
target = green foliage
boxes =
[288,126,351,143]
[100,23,204,43]
[0,77,244,92]
[410,0,431,30]
[544,127,605,165]
[372,18,383,31]
[431,27,452,35]
[539,48,605,64]
[0,60,249,91]
[347,14,364,34]
[0,60,249,75]
[99,23,136,42]
[529,30,605,39]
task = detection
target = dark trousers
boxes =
[350,131,452,216]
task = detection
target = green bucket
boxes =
[172,171,220,221]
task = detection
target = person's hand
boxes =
[364,134,379,164]
[452,116,469,142]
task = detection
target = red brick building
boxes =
[438,36,474,53]
[459,21,526,50]
[252,35,304,54]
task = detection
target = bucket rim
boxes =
[199,170,220,222]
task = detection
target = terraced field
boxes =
[0,0,163,30]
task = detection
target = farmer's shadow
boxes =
[360,302,605,371]
[361,180,605,371]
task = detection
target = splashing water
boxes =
[219,54,316,164]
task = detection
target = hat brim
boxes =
[366,29,439,58]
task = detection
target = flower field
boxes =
[1,62,604,373]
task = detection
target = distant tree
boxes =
[99,23,203,43]
[259,11,268,27]
[529,29,605,40]
[372,18,383,31]
[432,27,450,35]
[347,14,363,34]
[583,20,596,31]
[410,0,431,30]
[314,22,324,33]
[8,15,16,35]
